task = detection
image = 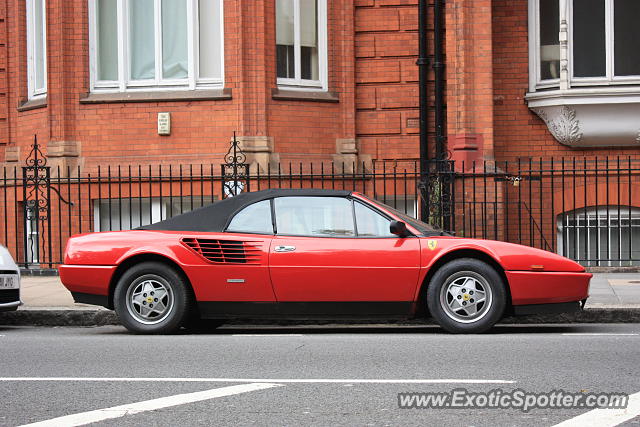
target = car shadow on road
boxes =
[175,324,582,335]
[0,323,613,336]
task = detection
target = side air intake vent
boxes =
[181,238,261,264]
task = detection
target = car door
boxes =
[269,196,421,303]
[186,199,277,302]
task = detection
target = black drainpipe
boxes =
[433,0,445,162]
[417,0,429,221]
[433,0,451,232]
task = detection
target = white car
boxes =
[0,245,21,312]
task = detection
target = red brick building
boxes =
[0,0,638,267]
[1,0,639,167]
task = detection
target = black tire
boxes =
[114,262,192,334]
[426,258,506,334]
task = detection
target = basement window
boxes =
[94,196,215,232]
[89,0,224,93]
[557,206,640,267]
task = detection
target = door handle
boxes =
[274,245,296,253]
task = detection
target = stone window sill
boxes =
[271,88,339,103]
[17,97,47,112]
[79,88,232,104]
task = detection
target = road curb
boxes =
[0,310,119,327]
[499,308,640,324]
[2,307,640,327]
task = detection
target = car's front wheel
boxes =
[114,262,192,334]
[427,258,506,333]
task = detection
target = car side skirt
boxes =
[197,301,415,319]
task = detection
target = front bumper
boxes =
[0,300,22,312]
[507,270,592,306]
[0,287,22,312]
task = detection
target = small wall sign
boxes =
[158,112,171,135]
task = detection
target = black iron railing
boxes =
[1,149,639,268]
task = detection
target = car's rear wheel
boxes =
[114,262,192,334]
[427,258,506,334]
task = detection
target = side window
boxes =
[276,0,327,90]
[354,202,395,237]
[226,200,273,234]
[26,0,47,99]
[275,197,355,237]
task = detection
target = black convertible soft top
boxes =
[139,188,351,232]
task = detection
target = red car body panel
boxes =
[59,264,115,296]
[59,190,592,317]
[507,271,591,305]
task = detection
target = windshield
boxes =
[359,195,440,235]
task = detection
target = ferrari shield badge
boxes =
[427,240,438,250]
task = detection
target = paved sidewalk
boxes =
[583,272,640,307]
[17,275,102,310]
[1,272,639,327]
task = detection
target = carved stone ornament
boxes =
[533,106,583,146]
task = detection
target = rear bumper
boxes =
[507,270,591,306]
[58,264,115,302]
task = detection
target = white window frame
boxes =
[26,0,47,99]
[529,0,640,91]
[276,0,328,91]
[88,0,225,93]
[528,0,560,90]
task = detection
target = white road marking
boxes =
[561,333,638,336]
[232,334,304,337]
[19,382,281,427]
[553,391,640,427]
[0,377,515,384]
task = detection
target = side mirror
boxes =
[390,220,409,237]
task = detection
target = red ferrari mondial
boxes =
[59,189,591,334]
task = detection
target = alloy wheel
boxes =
[125,275,174,325]
[439,272,493,324]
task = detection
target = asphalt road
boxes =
[1,323,640,427]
